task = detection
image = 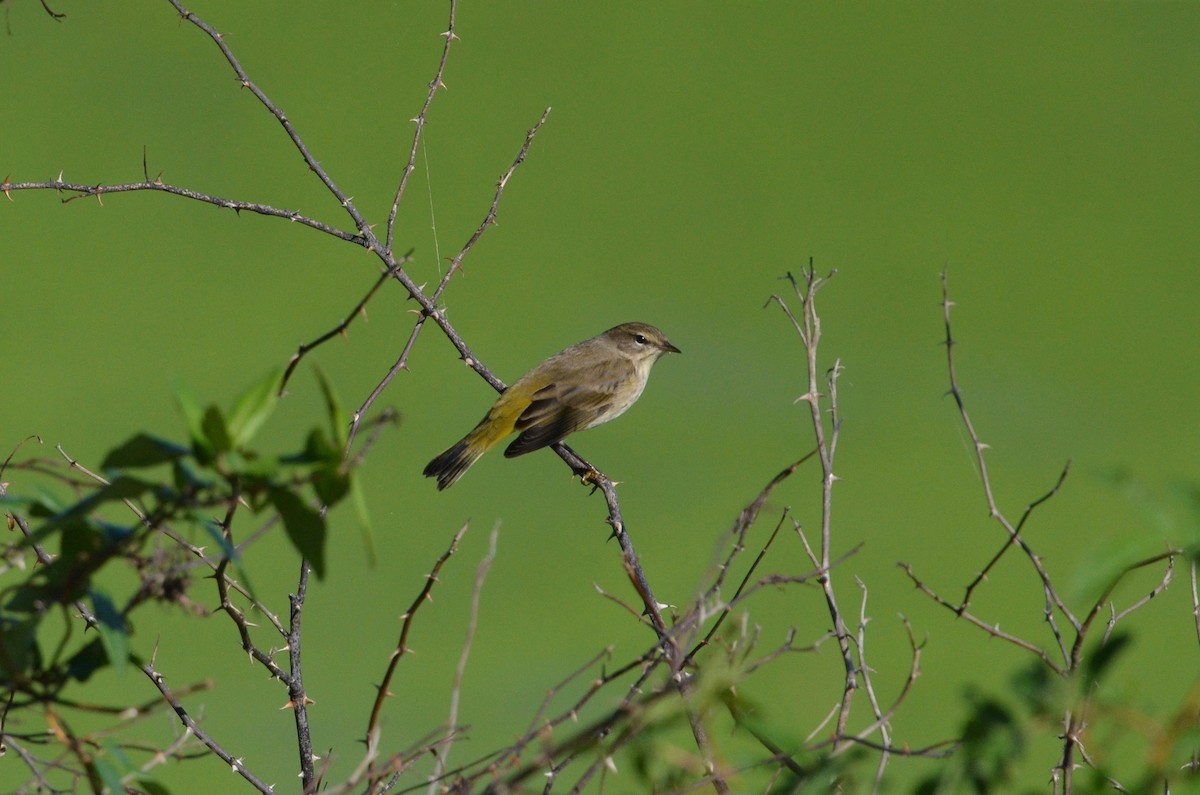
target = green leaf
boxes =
[28,485,66,516]
[228,368,282,449]
[313,365,348,449]
[201,405,232,454]
[66,637,109,682]
[90,588,130,674]
[226,450,281,481]
[42,475,157,533]
[300,427,374,566]
[101,434,189,469]
[173,379,213,461]
[1166,478,1200,546]
[1083,631,1132,684]
[133,777,174,795]
[349,469,375,567]
[172,458,211,492]
[190,512,257,600]
[192,512,238,561]
[1011,658,1064,718]
[12,520,138,613]
[4,583,47,614]
[303,427,338,465]
[95,521,135,547]
[312,464,350,507]
[94,757,125,795]
[96,741,137,794]
[958,690,1024,789]
[6,548,95,609]
[60,523,103,564]
[0,617,40,682]
[269,486,327,579]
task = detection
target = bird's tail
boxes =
[426,412,516,489]
[423,436,485,490]
[425,401,521,489]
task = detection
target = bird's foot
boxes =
[578,467,604,492]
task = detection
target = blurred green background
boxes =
[3,1,1199,792]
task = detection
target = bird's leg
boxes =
[577,465,604,492]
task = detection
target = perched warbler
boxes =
[423,322,681,490]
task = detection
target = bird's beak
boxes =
[663,340,682,354]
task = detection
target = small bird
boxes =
[424,322,681,490]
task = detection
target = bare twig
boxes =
[960,460,1072,610]
[348,106,553,450]
[10,511,273,792]
[1103,555,1175,643]
[427,523,501,792]
[693,451,816,627]
[686,509,791,664]
[166,0,373,241]
[212,488,293,684]
[385,0,459,255]
[142,659,277,794]
[849,578,892,790]
[1076,549,1179,658]
[915,271,1189,790]
[826,613,940,771]
[899,562,1065,674]
[769,265,857,746]
[3,175,367,243]
[938,271,1076,652]
[279,250,414,395]
[290,559,317,793]
[1192,560,1200,648]
[365,524,470,752]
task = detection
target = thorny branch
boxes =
[6,4,565,788]
[901,270,1184,794]
[0,2,1007,792]
[768,265,858,747]
[366,524,470,749]
[385,0,459,256]
[347,105,554,451]
[427,523,500,792]
[279,249,415,395]
[8,512,276,793]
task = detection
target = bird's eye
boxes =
[634,334,648,345]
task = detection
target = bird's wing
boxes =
[503,357,634,458]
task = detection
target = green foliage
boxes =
[89,588,130,675]
[0,367,374,793]
[914,690,1027,795]
[94,739,176,795]
[268,484,328,579]
[0,368,364,696]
